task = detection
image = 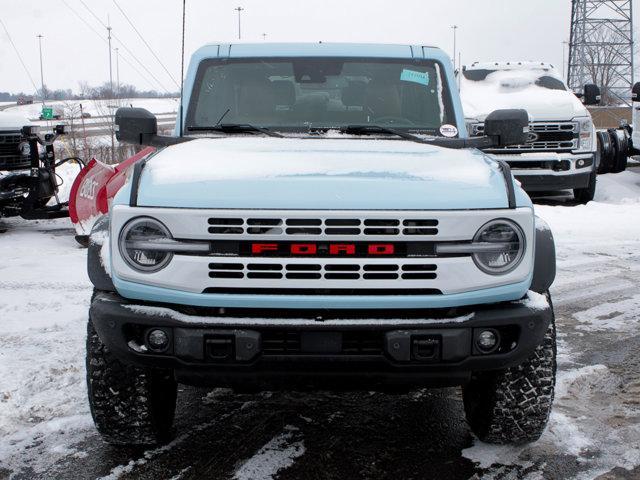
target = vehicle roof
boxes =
[192,42,447,61]
[465,61,557,71]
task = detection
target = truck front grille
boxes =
[0,132,29,170]
[207,217,439,237]
[472,122,579,153]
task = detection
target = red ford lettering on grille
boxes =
[329,244,356,255]
[368,244,395,255]
[251,243,278,254]
[250,243,396,256]
[291,243,317,255]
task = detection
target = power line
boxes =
[59,0,166,93]
[0,18,40,96]
[76,0,173,94]
[111,0,180,89]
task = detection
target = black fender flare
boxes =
[87,215,115,292]
[530,216,556,294]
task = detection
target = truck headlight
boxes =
[118,217,173,272]
[472,219,525,275]
[575,117,594,152]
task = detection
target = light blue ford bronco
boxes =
[86,43,557,447]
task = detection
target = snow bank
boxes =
[0,218,93,475]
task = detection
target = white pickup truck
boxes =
[461,62,599,203]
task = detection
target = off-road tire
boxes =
[463,299,556,445]
[573,169,597,204]
[86,320,177,446]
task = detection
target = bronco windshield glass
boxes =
[186,57,455,133]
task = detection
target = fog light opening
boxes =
[477,329,499,353]
[146,329,170,352]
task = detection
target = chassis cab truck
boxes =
[85,43,557,446]
[633,83,640,151]
[462,62,599,203]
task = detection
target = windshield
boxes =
[186,57,455,133]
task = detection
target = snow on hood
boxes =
[460,69,588,122]
[135,137,516,210]
[0,111,31,131]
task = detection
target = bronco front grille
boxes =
[472,122,579,153]
[209,262,438,281]
[207,217,439,237]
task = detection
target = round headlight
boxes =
[472,219,525,275]
[119,217,173,273]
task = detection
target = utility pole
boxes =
[107,24,115,162]
[115,47,120,98]
[235,6,244,40]
[37,34,45,105]
[451,25,458,73]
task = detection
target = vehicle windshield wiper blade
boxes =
[187,123,284,138]
[339,125,429,144]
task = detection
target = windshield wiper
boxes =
[338,125,431,144]
[187,124,284,138]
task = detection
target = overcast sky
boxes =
[0,0,637,94]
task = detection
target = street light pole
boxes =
[37,34,45,105]
[235,6,244,40]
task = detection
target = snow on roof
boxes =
[460,64,586,121]
[0,111,31,130]
[466,61,558,72]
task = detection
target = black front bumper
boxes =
[515,171,592,192]
[90,291,553,389]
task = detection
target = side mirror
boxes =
[632,82,640,102]
[115,107,157,145]
[583,84,601,106]
[484,109,529,147]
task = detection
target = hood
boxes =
[0,111,31,131]
[461,75,588,122]
[134,137,520,210]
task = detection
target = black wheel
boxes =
[86,318,177,446]
[573,169,597,204]
[596,131,611,174]
[610,130,628,173]
[463,297,556,445]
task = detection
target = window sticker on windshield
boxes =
[439,124,458,137]
[400,69,430,86]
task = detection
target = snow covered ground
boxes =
[1,98,178,128]
[0,169,639,479]
[3,98,178,119]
